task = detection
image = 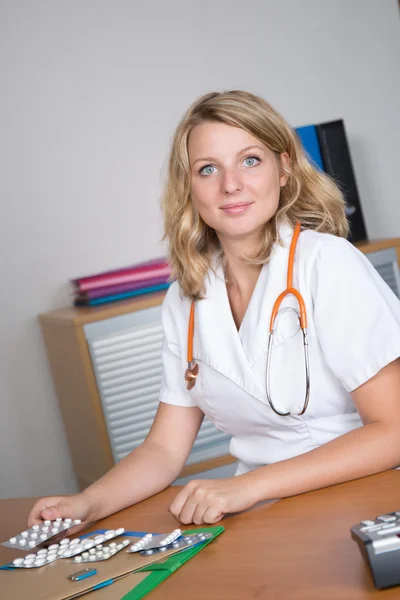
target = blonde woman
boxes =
[28,91,400,529]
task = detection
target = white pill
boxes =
[72,545,83,553]
[104,532,114,540]
[13,558,24,566]
[64,518,72,524]
[70,538,80,546]
[19,539,26,546]
[60,538,70,545]
[34,559,46,566]
[51,527,59,533]
[105,530,114,536]
[44,520,51,526]
[116,543,123,551]
[123,540,130,547]
[9,537,17,544]
[32,525,39,531]
[62,549,72,557]
[83,541,94,549]
[74,556,83,563]
[40,534,47,540]
[96,551,103,557]
[24,557,35,564]
[73,519,82,525]
[131,543,140,551]
[47,555,57,563]
[48,544,59,550]
[89,549,96,555]
[109,542,116,548]
[82,552,89,558]
[25,554,36,560]
[94,535,104,544]
[21,531,28,537]
[37,549,47,556]
[42,526,49,532]
[115,528,125,536]
[89,556,97,561]
[55,518,62,523]
[28,541,36,547]
[30,533,38,539]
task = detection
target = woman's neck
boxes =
[219,234,263,329]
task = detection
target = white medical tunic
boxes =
[159,224,400,475]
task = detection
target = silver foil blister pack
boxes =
[127,528,182,553]
[2,518,82,551]
[10,527,126,569]
[138,532,213,555]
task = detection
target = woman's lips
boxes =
[220,202,253,215]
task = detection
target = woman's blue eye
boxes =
[243,156,260,167]
[199,165,217,176]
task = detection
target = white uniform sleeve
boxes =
[159,284,197,407]
[312,236,400,392]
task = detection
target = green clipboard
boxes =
[121,526,225,600]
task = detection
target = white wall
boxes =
[1,0,399,498]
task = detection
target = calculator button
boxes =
[377,525,400,536]
[360,524,385,532]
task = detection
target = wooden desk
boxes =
[1,471,400,599]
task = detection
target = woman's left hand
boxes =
[168,475,259,525]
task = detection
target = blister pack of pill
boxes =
[57,528,126,558]
[72,539,131,563]
[9,528,126,569]
[2,518,82,551]
[127,528,182,553]
[138,532,213,556]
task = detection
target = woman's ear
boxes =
[279,152,290,187]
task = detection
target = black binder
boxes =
[316,120,368,243]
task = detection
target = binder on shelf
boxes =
[74,282,171,306]
[75,275,171,301]
[295,125,324,171]
[316,119,368,244]
[72,259,171,292]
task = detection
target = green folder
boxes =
[121,526,225,600]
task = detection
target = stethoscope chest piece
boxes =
[185,362,199,390]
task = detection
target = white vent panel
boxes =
[365,247,400,298]
[85,307,230,464]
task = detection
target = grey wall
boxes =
[1,0,400,498]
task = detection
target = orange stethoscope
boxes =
[184,221,311,417]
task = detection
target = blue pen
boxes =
[92,579,115,590]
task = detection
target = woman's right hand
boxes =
[27,493,96,534]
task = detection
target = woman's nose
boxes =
[221,168,243,195]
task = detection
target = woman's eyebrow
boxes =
[192,144,265,166]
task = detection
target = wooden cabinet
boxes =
[39,237,400,491]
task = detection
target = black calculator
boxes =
[351,511,400,589]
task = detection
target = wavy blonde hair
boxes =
[161,90,348,300]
